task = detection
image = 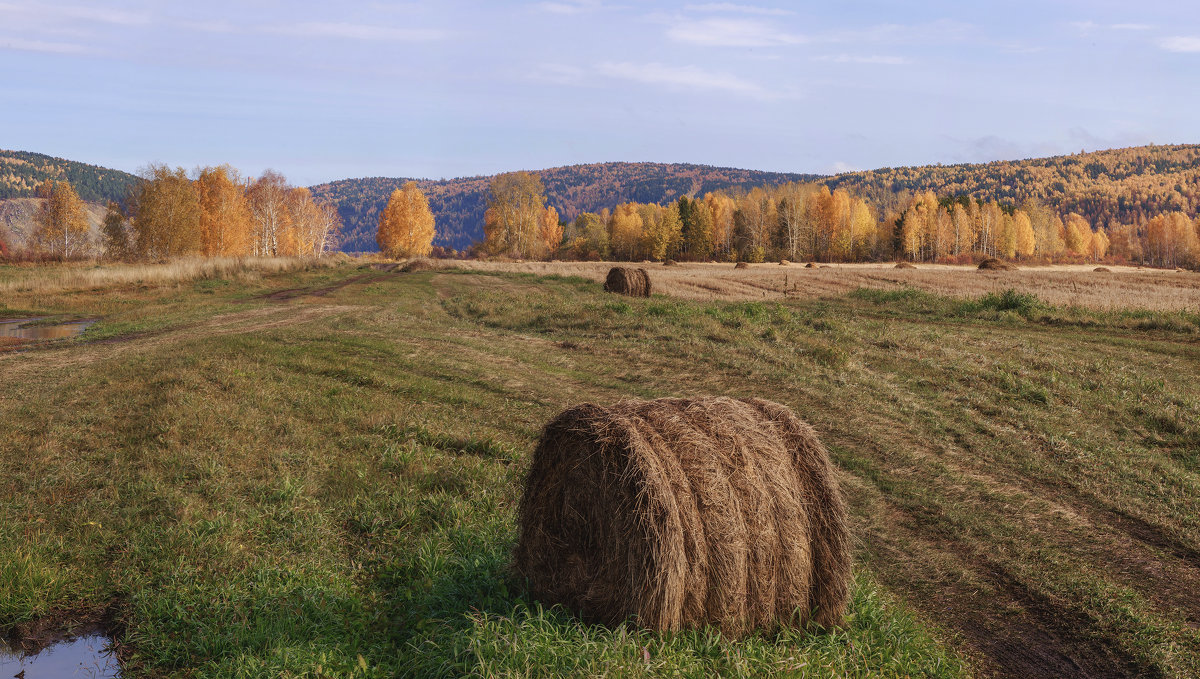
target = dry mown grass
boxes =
[0,257,334,295]
[453,260,1200,311]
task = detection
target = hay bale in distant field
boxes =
[978,258,1015,271]
[400,258,443,273]
[894,262,917,270]
[805,262,817,269]
[780,259,791,266]
[664,259,679,267]
[514,397,851,637]
[604,266,651,297]
[1093,267,1111,272]
[734,261,749,269]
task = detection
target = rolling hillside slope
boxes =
[0,149,139,203]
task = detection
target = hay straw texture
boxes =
[514,397,851,638]
[604,266,651,297]
[978,257,1015,271]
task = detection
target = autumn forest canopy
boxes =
[1,143,1199,267]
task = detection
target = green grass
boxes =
[2,264,1199,677]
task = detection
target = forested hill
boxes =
[825,143,1200,228]
[310,162,818,252]
[0,149,140,203]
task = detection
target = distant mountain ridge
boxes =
[824,143,1200,230]
[0,149,139,203]
[310,162,818,251]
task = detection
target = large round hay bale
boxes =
[894,262,917,270]
[514,397,851,637]
[978,258,1014,271]
[779,259,791,266]
[805,262,817,269]
[604,266,651,297]
[664,259,679,267]
[1093,266,1111,273]
[734,261,749,269]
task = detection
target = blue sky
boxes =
[2,1,1197,185]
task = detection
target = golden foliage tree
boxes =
[1014,211,1036,258]
[377,181,436,258]
[196,165,252,256]
[132,165,202,258]
[484,172,546,258]
[247,170,292,257]
[538,205,563,257]
[1064,213,1093,255]
[32,180,89,258]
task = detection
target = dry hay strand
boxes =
[664,259,679,267]
[978,257,1015,271]
[894,262,917,270]
[734,261,750,269]
[1093,267,1112,272]
[604,266,651,297]
[514,396,852,638]
[805,262,817,269]
[400,258,444,273]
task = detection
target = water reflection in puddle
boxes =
[0,318,94,341]
[0,635,119,678]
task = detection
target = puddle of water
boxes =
[0,318,94,341]
[0,634,119,678]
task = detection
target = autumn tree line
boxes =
[7,164,1198,269]
[481,172,1200,268]
[15,165,343,261]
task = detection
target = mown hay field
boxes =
[1,259,1198,677]
[456,259,1200,310]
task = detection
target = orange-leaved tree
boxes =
[196,165,253,256]
[131,165,202,258]
[32,180,90,258]
[377,181,435,258]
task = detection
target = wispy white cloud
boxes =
[818,19,973,45]
[684,3,794,16]
[529,63,586,85]
[667,18,803,47]
[1160,36,1200,52]
[0,35,86,54]
[1072,20,1155,34]
[597,61,791,99]
[814,54,908,65]
[269,22,447,42]
[536,0,608,15]
[0,2,150,26]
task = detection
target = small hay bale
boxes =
[894,262,917,270]
[514,397,851,637]
[734,261,749,269]
[805,262,817,269]
[664,259,679,267]
[1093,267,1111,273]
[400,258,443,273]
[604,266,651,297]
[779,259,791,266]
[978,257,1015,271]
